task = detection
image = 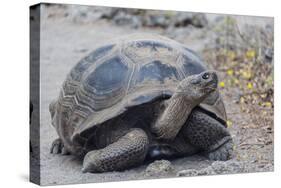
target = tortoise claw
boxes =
[50,138,70,155]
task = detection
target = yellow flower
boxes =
[227,69,234,76]
[219,81,225,88]
[247,83,253,89]
[226,120,233,128]
[264,102,272,108]
[246,50,256,59]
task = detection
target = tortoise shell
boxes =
[52,33,226,149]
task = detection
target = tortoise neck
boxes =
[154,93,196,139]
[165,93,195,126]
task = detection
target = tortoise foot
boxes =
[206,139,234,161]
[50,138,70,155]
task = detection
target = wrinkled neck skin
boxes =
[154,92,201,140]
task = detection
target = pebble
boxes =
[176,160,245,177]
[145,160,175,177]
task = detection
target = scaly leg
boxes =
[182,109,233,161]
[82,128,149,173]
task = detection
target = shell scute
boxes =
[136,60,179,84]
[84,56,129,93]
[70,44,115,81]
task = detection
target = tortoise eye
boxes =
[202,73,210,80]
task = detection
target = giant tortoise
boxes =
[49,34,233,173]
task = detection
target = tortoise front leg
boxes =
[181,109,234,161]
[82,128,149,173]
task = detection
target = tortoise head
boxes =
[176,71,218,101]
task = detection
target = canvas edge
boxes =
[30,3,41,185]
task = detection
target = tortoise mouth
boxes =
[203,82,217,93]
[208,80,218,90]
[200,79,218,95]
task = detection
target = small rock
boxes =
[113,12,142,28]
[177,160,246,177]
[191,13,208,28]
[172,12,208,28]
[145,14,170,28]
[100,8,119,19]
[177,169,198,177]
[67,6,104,23]
[211,160,244,174]
[264,48,273,61]
[145,160,174,177]
[197,166,216,175]
[177,166,215,177]
[173,12,193,27]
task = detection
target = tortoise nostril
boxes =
[212,72,218,81]
[202,73,210,80]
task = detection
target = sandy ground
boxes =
[32,5,273,185]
